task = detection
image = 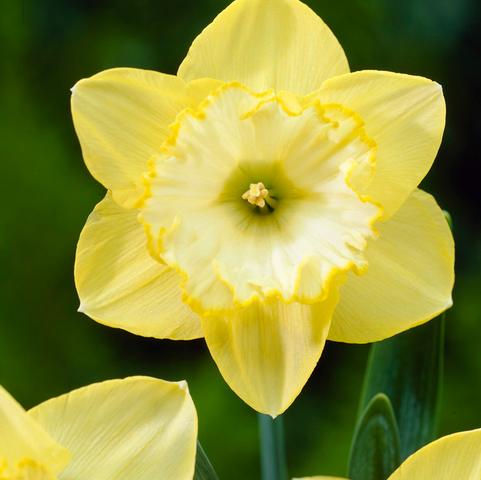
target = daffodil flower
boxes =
[72,0,454,416]
[0,377,197,479]
[295,428,481,479]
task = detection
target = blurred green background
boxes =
[1,0,480,478]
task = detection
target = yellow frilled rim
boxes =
[139,82,382,316]
[0,459,55,480]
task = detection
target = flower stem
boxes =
[258,414,288,480]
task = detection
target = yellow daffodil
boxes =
[0,377,197,479]
[72,0,454,416]
[295,428,481,479]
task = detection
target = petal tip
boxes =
[176,380,189,393]
[70,79,84,95]
[445,296,454,311]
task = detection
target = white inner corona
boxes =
[141,84,380,313]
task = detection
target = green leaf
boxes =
[348,393,401,480]
[194,441,219,480]
[359,314,445,460]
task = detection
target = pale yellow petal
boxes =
[202,291,340,416]
[388,429,481,479]
[329,189,454,343]
[293,477,349,479]
[312,70,445,218]
[0,386,70,476]
[75,193,202,340]
[29,377,197,480]
[71,68,220,207]
[178,0,349,94]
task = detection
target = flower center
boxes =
[241,182,268,207]
[141,83,380,313]
[241,182,276,210]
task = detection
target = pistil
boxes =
[242,182,276,209]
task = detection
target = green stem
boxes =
[258,414,288,480]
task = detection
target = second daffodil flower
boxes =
[73,0,454,416]
[0,377,197,479]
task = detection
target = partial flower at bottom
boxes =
[72,0,454,416]
[295,427,481,479]
[0,377,197,480]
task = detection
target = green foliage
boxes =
[348,394,401,480]
[359,309,445,460]
[194,442,219,480]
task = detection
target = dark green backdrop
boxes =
[1,0,480,478]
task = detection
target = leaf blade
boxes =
[348,393,401,480]
[194,441,219,480]
[359,314,445,460]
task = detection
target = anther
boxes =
[242,182,270,208]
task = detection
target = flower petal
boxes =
[388,429,481,479]
[202,291,340,416]
[71,68,220,207]
[178,0,349,94]
[75,193,202,340]
[311,70,445,218]
[329,189,454,343]
[0,385,70,475]
[293,477,348,479]
[29,377,198,480]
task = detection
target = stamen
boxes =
[242,182,270,208]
